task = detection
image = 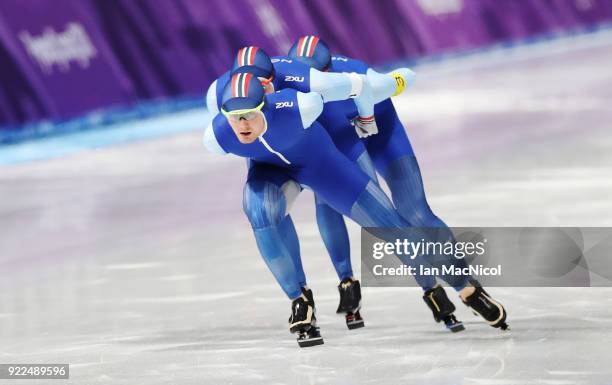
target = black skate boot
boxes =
[423,285,465,333]
[336,278,364,330]
[302,287,315,309]
[289,292,323,347]
[461,280,509,330]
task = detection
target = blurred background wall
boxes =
[1,0,611,141]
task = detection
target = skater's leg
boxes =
[278,215,306,288]
[355,150,379,184]
[383,155,447,228]
[383,156,472,291]
[366,99,416,176]
[347,181,437,291]
[367,101,508,328]
[367,100,446,227]
[314,195,353,280]
[367,101,471,291]
[313,151,379,281]
[243,164,305,299]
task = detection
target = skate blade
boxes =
[447,322,465,333]
[345,311,364,330]
[297,336,324,348]
[347,320,365,330]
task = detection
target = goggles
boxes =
[221,101,264,122]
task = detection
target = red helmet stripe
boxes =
[237,47,245,66]
[248,47,257,65]
[297,36,307,57]
[231,73,239,97]
[242,72,252,97]
[306,36,319,57]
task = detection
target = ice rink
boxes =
[1,32,612,384]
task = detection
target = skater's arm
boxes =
[309,69,364,102]
[366,67,416,104]
[296,91,324,128]
[310,68,377,137]
[203,120,227,155]
[205,80,220,115]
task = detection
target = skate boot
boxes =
[302,287,315,309]
[461,279,509,330]
[336,278,364,330]
[422,285,465,332]
[288,291,323,347]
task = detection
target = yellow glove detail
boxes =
[391,72,406,96]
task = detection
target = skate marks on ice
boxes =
[142,287,612,385]
[3,267,611,385]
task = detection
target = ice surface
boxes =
[1,33,612,384]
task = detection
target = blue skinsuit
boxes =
[206,58,375,283]
[316,55,470,291]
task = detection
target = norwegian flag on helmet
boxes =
[231,72,254,98]
[236,46,259,66]
[296,36,320,58]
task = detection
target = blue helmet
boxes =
[221,69,265,113]
[288,35,331,71]
[232,46,275,80]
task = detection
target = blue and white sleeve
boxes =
[205,80,220,115]
[203,121,227,155]
[366,67,416,104]
[296,92,324,128]
[309,68,363,102]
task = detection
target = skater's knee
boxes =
[396,200,439,227]
[243,181,286,228]
[350,181,407,227]
[243,180,299,229]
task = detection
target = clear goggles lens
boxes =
[226,110,259,121]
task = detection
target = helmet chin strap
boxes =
[262,81,275,94]
[258,75,275,94]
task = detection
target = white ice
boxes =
[1,31,612,384]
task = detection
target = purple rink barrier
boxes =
[1,0,612,137]
[0,0,135,127]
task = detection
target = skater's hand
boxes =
[353,115,378,138]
